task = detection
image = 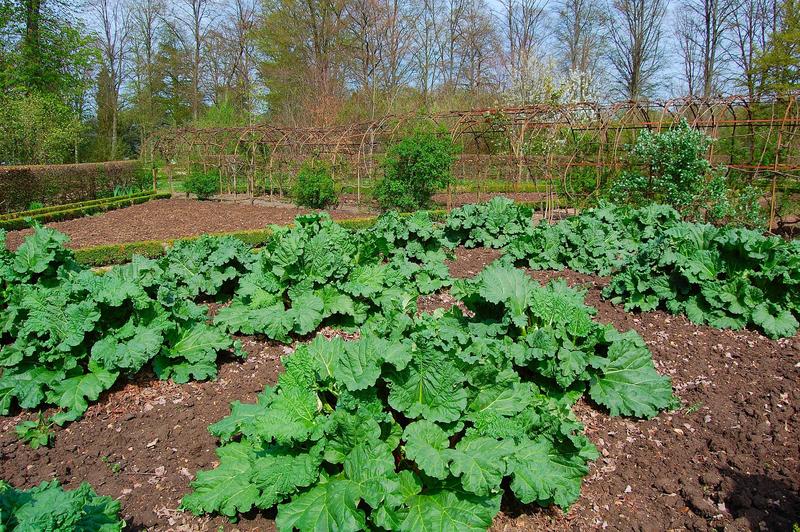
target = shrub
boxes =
[608,120,764,225]
[611,119,713,210]
[293,159,338,208]
[185,169,219,200]
[375,124,459,211]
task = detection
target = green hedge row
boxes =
[0,190,158,221]
[0,193,171,231]
[0,160,148,213]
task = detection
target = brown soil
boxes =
[1,247,798,531]
[4,198,370,250]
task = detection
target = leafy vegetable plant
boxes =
[505,204,681,276]
[182,263,673,530]
[604,222,800,338]
[15,413,54,449]
[214,212,450,342]
[444,197,533,248]
[0,479,124,531]
[0,226,241,424]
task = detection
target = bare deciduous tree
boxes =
[129,0,163,145]
[169,0,217,121]
[675,0,736,97]
[499,0,550,102]
[554,0,607,99]
[728,0,781,97]
[607,0,667,99]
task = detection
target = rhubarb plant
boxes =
[183,264,674,529]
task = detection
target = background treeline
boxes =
[0,0,797,165]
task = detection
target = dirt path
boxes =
[1,248,798,531]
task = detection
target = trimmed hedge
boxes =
[0,193,171,230]
[0,190,158,221]
[0,160,147,214]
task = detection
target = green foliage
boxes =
[15,414,54,449]
[506,204,681,276]
[0,199,683,530]
[754,0,800,93]
[185,170,219,200]
[0,190,157,222]
[444,197,533,248]
[609,120,740,222]
[603,222,800,338]
[183,263,672,528]
[0,226,242,423]
[376,125,459,211]
[293,160,338,209]
[0,93,85,165]
[161,235,256,300]
[214,212,449,342]
[505,202,797,338]
[0,479,123,531]
[0,193,169,231]
[728,185,768,229]
[613,119,712,209]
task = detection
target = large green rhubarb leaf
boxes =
[251,447,323,508]
[181,442,260,517]
[343,442,397,508]
[477,264,532,328]
[400,489,501,532]
[388,350,467,423]
[402,420,451,479]
[47,361,119,424]
[751,302,799,339]
[508,435,589,509]
[276,478,366,532]
[333,337,382,391]
[588,331,673,418]
[446,437,514,496]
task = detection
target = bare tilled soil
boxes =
[4,198,370,250]
[1,247,798,531]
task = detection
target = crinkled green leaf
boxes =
[276,478,366,532]
[589,331,673,418]
[402,420,451,479]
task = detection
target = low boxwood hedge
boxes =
[0,193,171,231]
[0,190,158,221]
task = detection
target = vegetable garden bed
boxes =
[0,198,797,531]
[1,248,797,530]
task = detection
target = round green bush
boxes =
[293,160,338,209]
[185,169,219,200]
[376,125,459,211]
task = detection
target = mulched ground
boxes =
[4,198,373,250]
[1,248,799,531]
